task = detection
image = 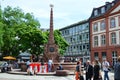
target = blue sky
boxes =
[0,0,113,29]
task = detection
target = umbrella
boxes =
[3,56,16,60]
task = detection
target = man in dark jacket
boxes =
[114,56,120,80]
[85,60,93,80]
[57,63,63,70]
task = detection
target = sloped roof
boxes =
[59,19,89,30]
[90,0,119,19]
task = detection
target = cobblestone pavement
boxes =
[0,72,114,80]
[0,73,74,80]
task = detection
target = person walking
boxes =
[102,59,110,80]
[85,60,93,80]
[75,61,81,80]
[114,56,120,80]
[41,58,45,73]
[93,60,101,80]
[48,59,53,72]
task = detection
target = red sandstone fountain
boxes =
[43,4,59,62]
[43,4,76,72]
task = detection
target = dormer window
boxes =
[112,3,114,6]
[101,7,105,14]
[94,10,98,16]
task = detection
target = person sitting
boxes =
[57,63,63,70]
[2,62,8,72]
[33,66,37,75]
[26,60,31,69]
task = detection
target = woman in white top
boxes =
[102,59,110,80]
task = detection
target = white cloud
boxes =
[0,0,113,29]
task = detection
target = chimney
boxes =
[105,2,110,5]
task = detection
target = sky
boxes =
[0,0,113,30]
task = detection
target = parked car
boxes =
[0,61,8,72]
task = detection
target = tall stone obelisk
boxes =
[43,4,59,62]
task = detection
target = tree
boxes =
[1,6,45,56]
[0,7,4,52]
[18,28,45,56]
[54,30,69,55]
[0,6,68,57]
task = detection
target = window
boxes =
[111,33,116,44]
[72,37,75,42]
[87,45,89,50]
[94,10,98,16]
[119,32,120,44]
[83,45,85,50]
[79,25,82,31]
[70,37,72,42]
[93,22,98,32]
[112,51,117,66]
[79,35,82,41]
[73,27,76,35]
[80,46,82,50]
[102,52,106,59]
[101,7,105,14]
[101,35,106,45]
[94,36,98,47]
[94,52,98,59]
[86,25,89,30]
[82,34,86,41]
[70,46,72,51]
[100,20,106,30]
[112,3,114,6]
[70,28,72,35]
[86,33,89,40]
[110,17,116,28]
[118,16,120,26]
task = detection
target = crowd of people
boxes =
[75,56,120,80]
[2,55,120,80]
[1,60,19,72]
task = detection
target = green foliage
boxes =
[54,30,69,55]
[0,22,4,48]
[0,6,44,56]
[0,7,4,50]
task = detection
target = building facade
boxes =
[60,20,90,62]
[90,0,120,66]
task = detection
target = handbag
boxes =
[99,77,102,80]
[99,75,102,80]
[79,75,84,80]
[108,68,111,71]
